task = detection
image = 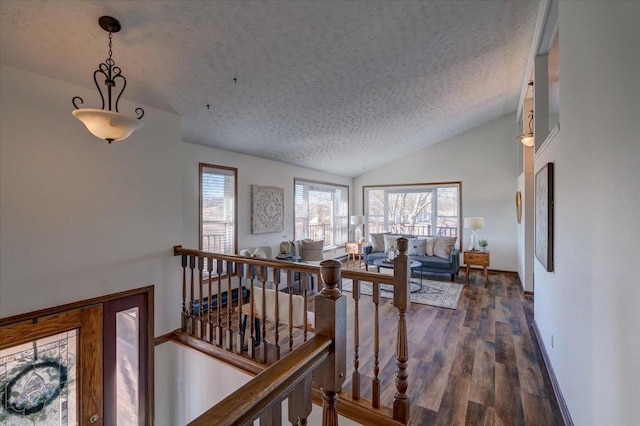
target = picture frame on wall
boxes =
[251,185,284,234]
[535,162,554,272]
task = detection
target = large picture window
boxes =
[363,182,461,245]
[294,179,349,248]
[200,163,237,256]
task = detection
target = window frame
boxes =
[199,163,238,256]
[294,178,350,249]
[362,181,463,248]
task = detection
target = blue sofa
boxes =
[363,235,460,282]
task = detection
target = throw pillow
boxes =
[369,233,385,252]
[302,240,324,261]
[407,238,426,256]
[290,240,304,257]
[433,236,457,259]
[384,235,401,253]
[251,247,268,259]
[423,236,436,256]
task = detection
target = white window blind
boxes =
[294,179,349,248]
[364,183,460,245]
[200,164,236,256]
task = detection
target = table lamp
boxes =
[464,217,485,250]
[350,215,365,242]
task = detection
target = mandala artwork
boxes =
[251,185,284,234]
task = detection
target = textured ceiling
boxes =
[0,1,538,177]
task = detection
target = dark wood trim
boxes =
[0,285,154,327]
[154,330,176,346]
[362,180,462,189]
[312,389,405,426]
[524,290,534,295]
[199,162,239,255]
[293,177,351,243]
[461,266,519,274]
[147,286,155,425]
[361,181,463,251]
[189,336,332,426]
[104,292,152,426]
[170,329,404,425]
[294,177,349,190]
[532,320,574,426]
[170,330,265,376]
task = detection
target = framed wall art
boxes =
[535,162,554,272]
[516,191,522,224]
[251,185,284,234]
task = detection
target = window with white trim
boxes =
[294,179,349,248]
[200,163,237,257]
[363,182,461,245]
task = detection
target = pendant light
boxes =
[72,16,144,143]
[518,81,534,147]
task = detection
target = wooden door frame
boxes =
[0,285,154,425]
[0,305,103,425]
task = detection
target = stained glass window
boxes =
[0,330,77,425]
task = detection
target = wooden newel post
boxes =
[393,238,411,424]
[315,259,347,426]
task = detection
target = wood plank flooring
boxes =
[187,268,563,425]
[337,268,564,425]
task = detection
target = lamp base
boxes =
[354,227,362,243]
[471,229,478,250]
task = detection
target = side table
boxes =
[464,250,490,287]
[345,241,363,268]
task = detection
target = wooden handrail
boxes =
[188,335,332,426]
[174,245,322,274]
[173,244,410,424]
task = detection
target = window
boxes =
[294,179,349,248]
[200,163,237,256]
[104,292,151,426]
[363,182,461,245]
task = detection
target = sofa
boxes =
[363,234,460,281]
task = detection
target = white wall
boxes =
[354,113,520,272]
[181,142,353,258]
[0,65,182,335]
[533,2,640,425]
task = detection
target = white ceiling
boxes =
[0,1,538,177]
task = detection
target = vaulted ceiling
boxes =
[0,1,538,177]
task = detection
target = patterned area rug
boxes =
[341,279,463,310]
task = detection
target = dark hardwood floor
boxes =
[195,267,563,425]
[337,267,564,425]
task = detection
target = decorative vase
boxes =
[279,236,290,254]
[388,248,395,261]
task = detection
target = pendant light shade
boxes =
[72,109,143,143]
[518,109,535,147]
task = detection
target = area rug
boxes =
[341,279,463,310]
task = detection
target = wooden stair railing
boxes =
[187,259,346,426]
[172,243,412,425]
[339,237,412,424]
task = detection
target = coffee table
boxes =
[373,258,423,291]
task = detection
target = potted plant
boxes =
[478,239,488,252]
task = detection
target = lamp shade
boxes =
[72,108,143,142]
[518,132,535,147]
[464,217,484,229]
[350,215,365,225]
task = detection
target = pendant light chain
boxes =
[107,30,114,65]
